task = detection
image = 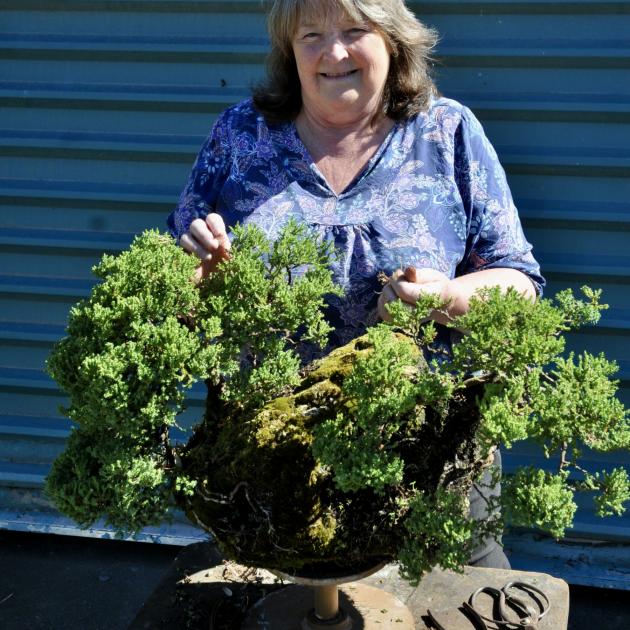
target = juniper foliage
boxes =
[46,231,216,530]
[46,224,630,584]
[312,325,421,493]
[382,288,629,580]
[198,219,342,408]
[398,488,476,581]
[46,221,340,531]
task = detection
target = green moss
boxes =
[300,333,406,387]
[307,511,338,551]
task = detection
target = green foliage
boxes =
[46,222,340,531]
[477,376,530,449]
[529,353,630,454]
[503,468,576,538]
[398,488,475,585]
[553,285,608,328]
[581,468,630,518]
[313,411,406,492]
[450,287,566,376]
[312,325,423,493]
[47,222,629,584]
[385,293,444,347]
[384,284,630,545]
[46,231,218,531]
[200,220,342,408]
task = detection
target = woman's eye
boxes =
[301,32,319,40]
[347,26,369,35]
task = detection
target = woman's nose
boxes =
[323,36,350,61]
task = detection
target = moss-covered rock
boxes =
[181,331,487,573]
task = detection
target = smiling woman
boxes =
[255,0,438,123]
[291,16,391,123]
[290,12,395,193]
[168,0,545,572]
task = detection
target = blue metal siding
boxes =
[1,0,629,583]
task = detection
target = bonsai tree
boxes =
[46,222,630,584]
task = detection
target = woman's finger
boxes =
[206,213,231,255]
[377,284,399,321]
[205,214,231,269]
[389,276,422,303]
[189,218,221,253]
[390,267,449,303]
[410,267,448,283]
[180,232,213,262]
[404,266,417,283]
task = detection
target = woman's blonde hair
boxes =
[253,0,438,122]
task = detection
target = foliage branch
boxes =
[46,221,340,531]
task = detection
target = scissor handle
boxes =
[469,586,514,626]
[502,581,551,621]
[468,581,551,630]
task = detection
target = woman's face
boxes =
[292,8,391,125]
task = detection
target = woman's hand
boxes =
[180,213,231,282]
[378,267,451,323]
[377,266,537,324]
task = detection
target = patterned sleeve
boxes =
[454,107,545,296]
[166,110,233,240]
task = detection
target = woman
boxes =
[168,0,544,568]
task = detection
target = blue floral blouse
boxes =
[168,96,544,353]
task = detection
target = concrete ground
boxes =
[1,529,629,630]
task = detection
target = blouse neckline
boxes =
[287,117,401,199]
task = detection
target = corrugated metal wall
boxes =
[0,0,268,544]
[1,0,629,583]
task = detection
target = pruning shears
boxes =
[463,580,551,630]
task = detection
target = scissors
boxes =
[463,581,551,630]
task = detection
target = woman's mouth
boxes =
[320,69,358,78]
